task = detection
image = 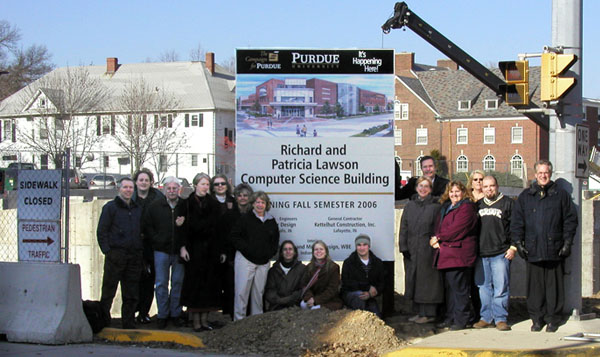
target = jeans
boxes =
[343,291,381,317]
[474,254,511,323]
[154,251,184,319]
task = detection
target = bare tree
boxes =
[0,21,53,100]
[189,42,206,62]
[219,55,236,73]
[158,50,180,62]
[18,66,111,168]
[111,77,187,176]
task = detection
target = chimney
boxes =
[437,59,458,71]
[106,57,119,74]
[395,52,415,74]
[206,52,215,75]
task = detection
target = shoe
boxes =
[450,324,467,331]
[495,321,511,331]
[473,319,494,329]
[546,323,559,333]
[171,316,187,328]
[193,326,203,332]
[136,315,151,324]
[157,318,168,329]
[531,322,544,332]
[435,320,452,329]
[408,314,420,322]
[201,324,214,331]
[415,316,436,324]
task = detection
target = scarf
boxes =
[301,259,326,298]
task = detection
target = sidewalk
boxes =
[387,317,600,356]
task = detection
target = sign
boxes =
[17,170,62,220]
[18,220,61,262]
[576,124,589,178]
[236,48,395,261]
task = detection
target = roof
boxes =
[0,60,236,117]
[398,65,542,119]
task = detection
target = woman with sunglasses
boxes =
[211,174,235,215]
[467,170,485,202]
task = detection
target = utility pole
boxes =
[548,0,583,315]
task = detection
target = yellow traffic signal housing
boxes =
[498,60,529,106]
[541,53,577,101]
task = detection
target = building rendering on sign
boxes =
[239,77,387,118]
[0,53,236,182]
[393,52,600,181]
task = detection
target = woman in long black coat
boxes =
[179,173,221,331]
[399,176,444,324]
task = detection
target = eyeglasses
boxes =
[213,182,227,186]
[472,178,483,182]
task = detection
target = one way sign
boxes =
[576,124,590,178]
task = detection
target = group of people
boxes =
[96,169,386,331]
[398,156,578,333]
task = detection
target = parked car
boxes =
[88,174,117,190]
[68,168,88,189]
[7,162,37,170]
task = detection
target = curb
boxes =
[96,327,204,348]
[385,346,600,356]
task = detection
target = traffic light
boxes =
[541,52,577,101]
[498,60,529,106]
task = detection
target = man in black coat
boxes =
[341,234,385,317]
[396,156,449,200]
[511,160,578,333]
[97,177,142,329]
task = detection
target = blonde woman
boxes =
[467,170,485,202]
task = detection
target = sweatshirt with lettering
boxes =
[477,194,513,257]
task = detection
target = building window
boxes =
[484,127,495,144]
[394,129,402,145]
[483,154,496,171]
[39,98,46,108]
[457,154,469,173]
[39,119,48,139]
[511,154,524,178]
[485,99,498,110]
[457,127,468,144]
[75,156,82,168]
[40,154,49,170]
[159,154,167,172]
[103,155,110,168]
[2,120,13,141]
[394,102,409,120]
[415,155,423,176]
[458,100,471,111]
[101,116,111,135]
[511,126,523,143]
[416,127,428,145]
[191,154,198,167]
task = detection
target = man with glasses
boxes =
[511,160,578,333]
[396,156,449,200]
[143,176,186,329]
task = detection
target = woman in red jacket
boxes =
[430,181,478,330]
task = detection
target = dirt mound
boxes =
[201,307,402,356]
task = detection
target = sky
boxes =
[2,0,598,98]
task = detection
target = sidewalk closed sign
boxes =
[17,170,62,262]
[18,170,62,220]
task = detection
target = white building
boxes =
[0,53,236,182]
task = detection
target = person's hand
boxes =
[307,297,315,308]
[368,286,378,298]
[430,236,439,249]
[359,291,370,300]
[175,216,185,227]
[505,247,516,261]
[180,246,190,262]
[559,242,571,258]
[515,241,528,260]
[220,254,227,263]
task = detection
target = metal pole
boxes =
[549,0,583,314]
[64,148,70,263]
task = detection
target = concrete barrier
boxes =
[0,262,93,344]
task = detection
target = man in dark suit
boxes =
[396,156,449,200]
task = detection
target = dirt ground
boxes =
[100,294,600,356]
